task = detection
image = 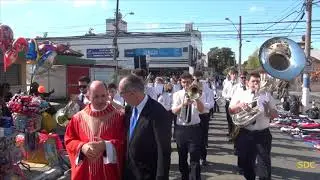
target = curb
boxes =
[33,167,64,180]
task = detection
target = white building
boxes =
[29,19,203,98]
[37,20,202,73]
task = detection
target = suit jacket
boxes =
[124,96,172,180]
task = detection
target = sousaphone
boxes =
[231,37,306,135]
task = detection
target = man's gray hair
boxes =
[122,75,145,93]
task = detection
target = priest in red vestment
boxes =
[65,81,126,180]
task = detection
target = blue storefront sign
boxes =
[86,48,116,58]
[124,48,182,57]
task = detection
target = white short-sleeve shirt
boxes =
[230,90,276,131]
[172,89,202,126]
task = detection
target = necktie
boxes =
[185,104,192,123]
[242,85,246,91]
[81,94,84,103]
[129,107,139,139]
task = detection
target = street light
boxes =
[225,16,242,73]
[113,7,134,83]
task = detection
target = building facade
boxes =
[30,21,202,98]
[36,22,202,75]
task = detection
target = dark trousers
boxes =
[213,100,220,112]
[175,125,202,180]
[225,101,234,135]
[236,128,272,180]
[172,113,177,139]
[199,113,210,161]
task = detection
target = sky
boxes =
[1,0,320,63]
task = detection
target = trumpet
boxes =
[179,79,202,123]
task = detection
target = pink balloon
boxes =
[12,37,28,52]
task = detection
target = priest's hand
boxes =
[81,143,98,160]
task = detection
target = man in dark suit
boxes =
[119,74,172,180]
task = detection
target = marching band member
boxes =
[154,77,165,99]
[131,69,158,100]
[193,71,215,166]
[229,72,278,180]
[171,77,182,93]
[222,68,238,139]
[158,83,173,112]
[172,72,205,180]
[107,83,126,110]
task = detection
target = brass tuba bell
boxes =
[259,37,306,80]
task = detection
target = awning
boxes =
[17,52,97,65]
[54,55,97,65]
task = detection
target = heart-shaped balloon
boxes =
[4,49,18,72]
[12,37,28,52]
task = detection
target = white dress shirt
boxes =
[222,80,238,100]
[158,92,173,111]
[133,95,149,120]
[173,84,182,93]
[78,93,90,105]
[200,88,215,113]
[172,89,202,126]
[113,93,125,106]
[233,83,247,96]
[230,90,276,131]
[145,86,157,100]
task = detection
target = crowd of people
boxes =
[61,67,278,180]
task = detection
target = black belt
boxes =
[240,128,269,134]
[176,124,200,128]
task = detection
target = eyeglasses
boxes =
[78,85,88,89]
[240,77,246,79]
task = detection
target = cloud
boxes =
[72,0,97,8]
[100,0,109,9]
[1,0,30,5]
[145,23,160,29]
[249,5,265,13]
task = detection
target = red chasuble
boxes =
[65,104,126,180]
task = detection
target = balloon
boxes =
[25,39,39,62]
[12,37,28,52]
[0,24,14,54]
[38,86,46,93]
[38,44,56,54]
[4,49,18,71]
[38,51,57,67]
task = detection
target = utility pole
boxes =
[113,0,120,83]
[302,0,312,111]
[238,16,242,73]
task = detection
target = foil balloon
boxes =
[4,49,18,72]
[12,37,28,52]
[38,51,56,67]
[38,44,56,54]
[0,24,14,54]
[25,39,39,63]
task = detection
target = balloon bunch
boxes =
[0,24,57,74]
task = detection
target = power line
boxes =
[286,7,306,36]
[261,1,304,31]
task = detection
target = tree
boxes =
[245,49,260,71]
[207,47,236,75]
